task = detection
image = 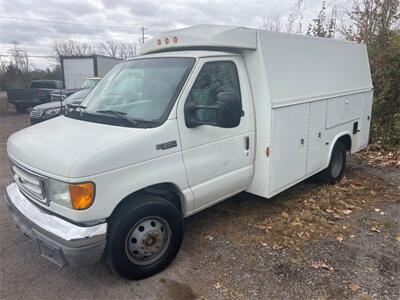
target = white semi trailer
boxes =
[5,25,373,279]
[61,54,122,89]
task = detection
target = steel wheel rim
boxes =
[331,150,343,178]
[125,216,171,265]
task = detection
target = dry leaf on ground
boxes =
[348,283,361,291]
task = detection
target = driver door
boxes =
[177,57,254,211]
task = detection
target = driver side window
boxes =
[187,61,242,123]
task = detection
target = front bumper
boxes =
[4,183,107,267]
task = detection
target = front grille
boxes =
[10,160,47,204]
[30,109,43,118]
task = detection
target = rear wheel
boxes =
[15,104,28,113]
[316,141,346,184]
[106,194,183,280]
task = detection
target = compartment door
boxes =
[270,103,309,193]
[307,100,327,174]
[357,92,373,150]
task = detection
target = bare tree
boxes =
[9,42,30,73]
[51,40,95,62]
[287,0,307,33]
[339,0,399,43]
[99,41,137,59]
[99,40,119,57]
[306,1,337,38]
[260,16,282,32]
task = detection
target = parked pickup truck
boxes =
[30,88,91,124]
[4,25,373,280]
[7,80,63,113]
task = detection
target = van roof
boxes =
[140,25,257,55]
[140,24,361,56]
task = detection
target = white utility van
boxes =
[4,25,373,279]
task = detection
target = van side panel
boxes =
[257,31,372,107]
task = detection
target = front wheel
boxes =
[316,141,346,184]
[105,194,183,280]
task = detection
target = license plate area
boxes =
[37,239,67,267]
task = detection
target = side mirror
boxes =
[185,92,242,128]
[215,92,241,128]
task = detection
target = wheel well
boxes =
[337,134,352,151]
[112,183,184,217]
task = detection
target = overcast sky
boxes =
[0,0,346,69]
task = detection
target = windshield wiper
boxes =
[95,110,138,126]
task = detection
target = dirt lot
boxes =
[0,111,399,300]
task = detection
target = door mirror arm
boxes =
[184,103,218,128]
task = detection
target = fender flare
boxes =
[325,131,352,167]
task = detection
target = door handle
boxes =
[245,136,250,150]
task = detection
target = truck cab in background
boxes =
[6,80,63,113]
[4,25,373,280]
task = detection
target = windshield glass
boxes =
[69,57,194,128]
[81,79,99,89]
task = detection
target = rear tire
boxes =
[15,105,28,113]
[106,194,183,280]
[316,141,346,184]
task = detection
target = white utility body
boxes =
[5,25,373,279]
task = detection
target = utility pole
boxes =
[140,26,147,44]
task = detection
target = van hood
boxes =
[7,116,138,178]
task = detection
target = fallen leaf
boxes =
[311,261,321,269]
[260,242,268,247]
[272,244,282,251]
[395,236,400,242]
[370,227,380,233]
[374,208,381,212]
[321,262,334,271]
[311,261,334,271]
[336,236,344,242]
[281,212,289,218]
[214,283,222,289]
[343,209,352,215]
[348,283,361,291]
[205,235,214,241]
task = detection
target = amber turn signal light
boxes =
[69,182,95,210]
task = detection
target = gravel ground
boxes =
[0,111,399,300]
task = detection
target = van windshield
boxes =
[66,57,195,128]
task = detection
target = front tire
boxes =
[106,194,183,280]
[316,141,346,184]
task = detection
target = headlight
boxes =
[47,178,71,207]
[45,108,61,115]
[47,179,95,210]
